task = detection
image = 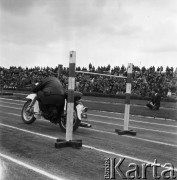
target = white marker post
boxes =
[124,63,132,131]
[55,51,82,148]
[66,51,76,141]
[115,63,136,136]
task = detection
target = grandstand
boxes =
[0,64,177,98]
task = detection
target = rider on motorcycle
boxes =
[25,74,92,128]
[28,75,65,121]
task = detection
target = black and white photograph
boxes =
[0,0,177,179]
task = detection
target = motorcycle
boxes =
[21,90,89,132]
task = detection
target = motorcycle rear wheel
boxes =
[21,100,36,124]
[59,110,80,132]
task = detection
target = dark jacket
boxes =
[33,77,65,105]
[151,93,161,107]
[33,77,65,96]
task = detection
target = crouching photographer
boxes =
[146,89,161,110]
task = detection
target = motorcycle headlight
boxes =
[84,107,88,112]
[82,106,88,113]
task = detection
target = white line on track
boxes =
[0,100,23,106]
[13,93,28,96]
[91,110,176,122]
[6,112,21,117]
[1,114,177,148]
[0,122,176,171]
[1,106,177,135]
[1,102,177,129]
[1,97,176,122]
[0,153,66,180]
[0,123,59,139]
[1,95,176,110]
[88,113,177,128]
[82,99,177,110]
[89,119,177,135]
[0,104,21,110]
[80,127,177,147]
[1,108,177,137]
[0,97,25,102]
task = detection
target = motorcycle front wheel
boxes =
[59,110,80,132]
[21,100,36,124]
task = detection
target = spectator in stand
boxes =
[1,64,177,98]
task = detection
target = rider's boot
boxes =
[80,121,92,128]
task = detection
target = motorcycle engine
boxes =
[51,107,58,121]
[45,106,59,123]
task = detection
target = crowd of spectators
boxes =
[0,63,177,97]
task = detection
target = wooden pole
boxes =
[55,51,82,148]
[65,51,76,141]
[124,63,132,130]
[115,63,136,136]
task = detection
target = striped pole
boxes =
[115,63,136,136]
[55,51,82,148]
[65,51,76,141]
[124,63,132,131]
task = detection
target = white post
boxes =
[124,63,132,131]
[65,51,76,141]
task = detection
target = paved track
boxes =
[0,98,177,180]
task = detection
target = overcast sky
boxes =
[0,0,177,70]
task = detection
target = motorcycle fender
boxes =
[33,101,43,119]
[34,100,40,113]
[26,93,40,114]
[76,104,84,120]
[26,94,37,100]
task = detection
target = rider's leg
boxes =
[56,101,65,119]
[146,102,153,109]
[153,105,159,110]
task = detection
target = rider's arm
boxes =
[32,79,46,93]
